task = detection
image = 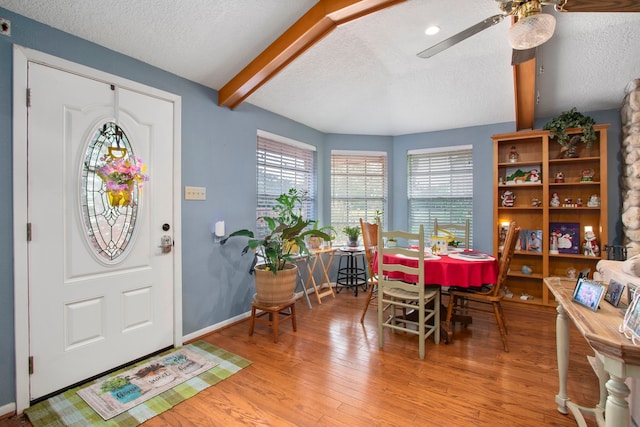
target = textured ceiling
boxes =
[1,0,638,136]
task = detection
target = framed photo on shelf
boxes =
[505,165,542,185]
[550,222,580,254]
[572,278,606,312]
[604,279,625,307]
[621,291,640,344]
[523,229,542,252]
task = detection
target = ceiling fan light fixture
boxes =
[509,12,556,50]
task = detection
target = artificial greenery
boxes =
[221,188,331,275]
[543,107,596,147]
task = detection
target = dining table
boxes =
[373,249,499,288]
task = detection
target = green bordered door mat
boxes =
[25,341,252,426]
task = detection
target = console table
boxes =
[545,277,640,427]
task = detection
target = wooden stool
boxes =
[248,300,297,343]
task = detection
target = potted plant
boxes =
[543,107,596,158]
[220,188,331,305]
[344,225,361,247]
[308,222,336,249]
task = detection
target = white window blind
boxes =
[407,147,473,244]
[331,151,387,242]
[257,133,316,236]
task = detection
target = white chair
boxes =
[433,218,470,250]
[377,224,440,359]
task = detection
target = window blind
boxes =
[407,147,473,244]
[331,152,387,242]
[257,134,316,236]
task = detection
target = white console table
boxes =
[545,277,640,427]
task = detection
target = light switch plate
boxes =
[185,186,206,200]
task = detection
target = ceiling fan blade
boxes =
[417,14,505,59]
[559,0,640,12]
[511,47,536,65]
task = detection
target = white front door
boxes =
[27,61,177,400]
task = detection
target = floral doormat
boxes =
[25,341,252,426]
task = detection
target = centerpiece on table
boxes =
[221,188,332,305]
[97,148,149,207]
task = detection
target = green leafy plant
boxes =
[221,188,331,275]
[344,226,361,239]
[543,107,596,147]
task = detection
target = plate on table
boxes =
[448,252,494,261]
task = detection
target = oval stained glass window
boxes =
[81,122,142,263]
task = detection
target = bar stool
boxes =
[336,247,368,296]
[248,300,297,343]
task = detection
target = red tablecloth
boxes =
[373,251,498,288]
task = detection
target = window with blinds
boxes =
[407,146,473,245]
[257,131,316,237]
[331,151,387,243]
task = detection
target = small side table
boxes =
[336,247,367,296]
[305,247,337,304]
[248,300,297,343]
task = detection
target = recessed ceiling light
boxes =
[425,26,440,36]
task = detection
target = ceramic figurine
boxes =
[577,198,583,207]
[583,229,600,257]
[501,190,515,207]
[587,194,600,207]
[549,230,559,254]
[530,197,541,207]
[554,172,564,183]
[550,192,560,207]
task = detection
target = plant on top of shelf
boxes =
[543,107,597,147]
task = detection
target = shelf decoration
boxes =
[550,222,580,254]
[97,147,149,207]
[522,229,542,252]
[501,190,516,207]
[508,146,519,163]
[582,226,600,257]
[505,165,541,185]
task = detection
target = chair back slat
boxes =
[493,221,520,297]
[359,218,378,280]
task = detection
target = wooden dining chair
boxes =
[359,218,379,323]
[377,224,440,359]
[433,218,470,250]
[445,220,519,352]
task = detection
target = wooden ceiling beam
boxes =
[513,57,536,131]
[218,0,405,109]
[562,0,640,12]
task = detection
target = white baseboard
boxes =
[0,402,16,418]
[182,310,250,342]
[182,292,311,343]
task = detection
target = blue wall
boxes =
[0,7,624,409]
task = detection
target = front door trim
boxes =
[12,45,183,412]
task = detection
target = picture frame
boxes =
[621,290,640,345]
[572,277,606,312]
[604,279,625,307]
[550,222,580,254]
[505,165,542,185]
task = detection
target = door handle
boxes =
[158,235,173,253]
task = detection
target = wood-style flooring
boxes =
[2,291,601,426]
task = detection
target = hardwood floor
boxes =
[2,291,601,426]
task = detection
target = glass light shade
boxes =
[509,13,556,50]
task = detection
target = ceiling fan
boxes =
[417,0,566,65]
